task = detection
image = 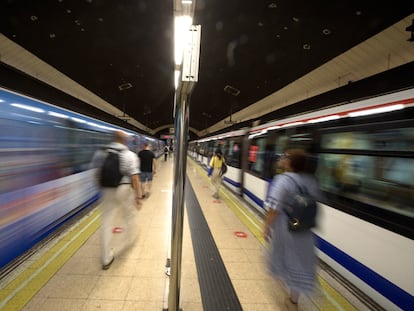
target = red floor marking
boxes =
[112,227,123,233]
[234,231,248,238]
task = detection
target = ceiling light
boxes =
[347,104,404,117]
[175,15,193,66]
[224,85,240,96]
[11,103,44,113]
[281,121,304,128]
[307,115,339,123]
[71,117,86,123]
[48,111,69,118]
[118,83,132,91]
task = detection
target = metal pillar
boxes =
[167,24,200,311]
[168,93,190,311]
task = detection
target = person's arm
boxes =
[263,209,278,241]
[152,158,157,174]
[209,156,215,167]
[131,174,143,208]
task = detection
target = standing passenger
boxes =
[90,131,143,270]
[164,145,169,161]
[169,144,173,158]
[138,142,157,198]
[209,148,225,199]
[263,149,321,310]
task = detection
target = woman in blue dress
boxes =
[263,149,322,310]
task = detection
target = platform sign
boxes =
[161,134,173,139]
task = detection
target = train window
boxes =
[247,129,316,179]
[257,132,290,179]
[248,138,266,175]
[321,127,414,152]
[317,129,414,218]
[224,137,242,168]
[0,118,78,193]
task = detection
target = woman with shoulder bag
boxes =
[263,149,322,310]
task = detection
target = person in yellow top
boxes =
[209,148,225,199]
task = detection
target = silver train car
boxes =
[189,87,414,310]
[0,87,163,272]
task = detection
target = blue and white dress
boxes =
[265,172,321,295]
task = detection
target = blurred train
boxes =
[0,87,164,273]
[189,87,414,310]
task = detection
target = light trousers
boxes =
[211,168,222,196]
[100,185,135,265]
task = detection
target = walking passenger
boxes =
[209,148,225,199]
[90,131,143,270]
[263,149,322,310]
[138,142,157,198]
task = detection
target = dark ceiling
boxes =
[1,1,414,138]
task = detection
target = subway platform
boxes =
[0,156,374,311]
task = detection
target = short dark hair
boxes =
[285,149,307,173]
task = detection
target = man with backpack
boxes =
[90,130,143,270]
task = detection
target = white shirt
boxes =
[90,142,140,185]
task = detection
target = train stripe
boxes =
[317,236,414,311]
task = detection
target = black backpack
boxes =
[99,148,123,187]
[283,174,317,232]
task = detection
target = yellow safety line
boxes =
[188,157,358,311]
[0,209,100,311]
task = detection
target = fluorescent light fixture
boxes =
[175,70,181,89]
[87,122,100,127]
[11,103,44,113]
[347,104,404,117]
[281,121,304,128]
[182,0,192,4]
[48,111,69,118]
[71,117,86,123]
[175,15,193,66]
[267,125,281,131]
[307,115,340,123]
[248,129,267,139]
